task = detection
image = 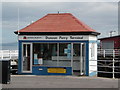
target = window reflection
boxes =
[32,43,86,69]
[33,43,57,65]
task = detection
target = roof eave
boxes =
[15,31,100,36]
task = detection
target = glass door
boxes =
[22,43,32,73]
[73,43,80,75]
[80,43,86,75]
[72,43,86,76]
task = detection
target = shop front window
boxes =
[58,43,71,67]
[32,42,86,75]
[59,43,71,60]
[33,43,72,66]
[33,43,57,66]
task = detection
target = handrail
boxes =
[90,59,120,79]
[98,49,120,57]
[0,50,18,59]
[0,49,119,78]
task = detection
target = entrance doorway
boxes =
[22,43,32,73]
[72,43,86,76]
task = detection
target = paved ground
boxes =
[2,75,119,88]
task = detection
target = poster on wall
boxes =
[38,58,43,65]
[34,54,38,64]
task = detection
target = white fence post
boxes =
[1,51,3,59]
[113,58,115,79]
[9,50,11,59]
[103,50,105,58]
[113,50,115,79]
[97,49,120,79]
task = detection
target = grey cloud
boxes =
[2,2,118,43]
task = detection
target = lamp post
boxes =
[109,31,116,37]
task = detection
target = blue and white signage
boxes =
[19,35,97,41]
[19,35,92,41]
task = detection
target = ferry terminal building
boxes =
[15,13,100,76]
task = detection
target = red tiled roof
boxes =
[18,13,97,33]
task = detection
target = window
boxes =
[32,42,86,69]
[59,43,71,60]
[33,43,57,65]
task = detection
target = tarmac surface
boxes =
[2,75,119,88]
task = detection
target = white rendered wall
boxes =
[89,35,97,76]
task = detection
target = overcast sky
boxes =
[1,2,118,44]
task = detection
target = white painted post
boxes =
[26,44,27,57]
[71,43,73,75]
[80,43,83,75]
[113,58,115,79]
[103,50,105,58]
[9,50,12,59]
[113,50,115,79]
[1,51,3,59]
[57,43,59,66]
[113,49,115,78]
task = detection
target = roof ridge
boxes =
[47,13,72,15]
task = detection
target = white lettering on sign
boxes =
[19,35,91,41]
[59,36,68,40]
[70,36,83,39]
[46,36,58,39]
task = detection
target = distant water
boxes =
[2,45,18,50]
[1,42,18,50]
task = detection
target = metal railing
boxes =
[97,49,120,78]
[0,49,119,78]
[0,49,119,59]
[98,49,120,57]
[0,50,18,59]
